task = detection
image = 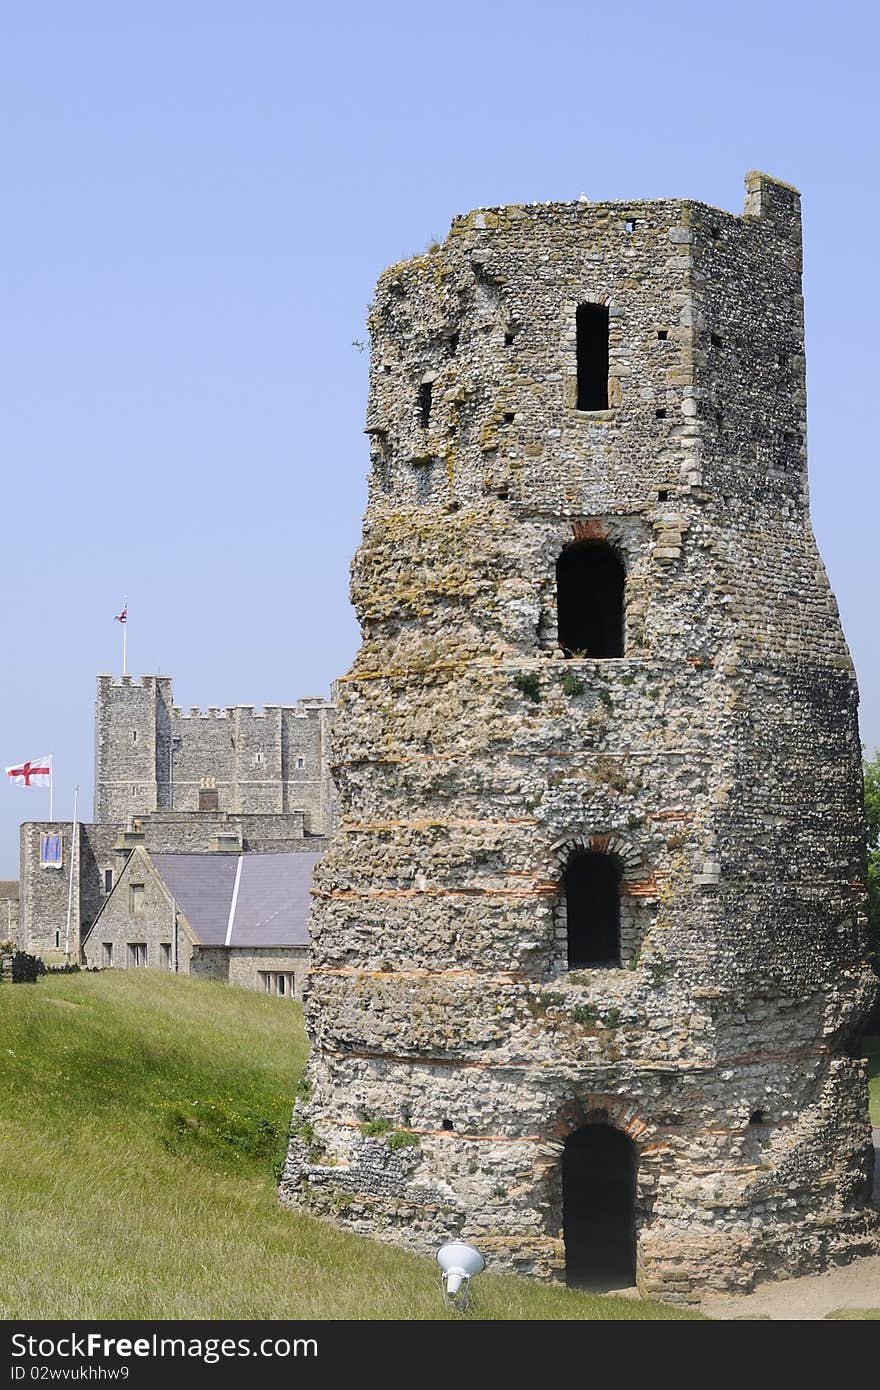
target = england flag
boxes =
[5,756,52,789]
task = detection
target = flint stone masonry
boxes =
[279,172,880,1301]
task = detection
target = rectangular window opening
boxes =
[575,304,609,411]
[657,329,668,341]
[102,942,113,967]
[418,382,432,428]
[128,943,147,968]
[129,883,145,915]
[160,943,171,969]
[104,868,113,894]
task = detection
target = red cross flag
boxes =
[5,755,52,789]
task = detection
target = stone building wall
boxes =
[194,945,308,997]
[19,816,324,959]
[94,676,336,834]
[81,849,195,972]
[0,885,19,946]
[280,173,879,1301]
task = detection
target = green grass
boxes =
[867,1036,880,1125]
[0,972,699,1320]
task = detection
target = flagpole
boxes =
[49,754,53,821]
[122,598,128,676]
[64,785,78,963]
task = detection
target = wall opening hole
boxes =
[418,382,433,428]
[657,329,668,341]
[710,226,721,240]
[556,540,624,658]
[655,408,667,419]
[504,330,516,346]
[575,304,609,411]
[624,218,636,233]
[710,332,723,349]
[503,412,515,425]
[563,1125,636,1290]
[441,1118,454,1131]
[657,490,669,501]
[564,851,622,968]
[749,1110,766,1126]
[447,332,459,355]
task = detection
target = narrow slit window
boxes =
[418,381,433,428]
[564,852,622,968]
[556,541,625,658]
[575,304,609,410]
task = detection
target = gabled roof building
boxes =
[82,847,319,998]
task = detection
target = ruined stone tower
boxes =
[280,173,879,1300]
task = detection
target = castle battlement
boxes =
[97,673,170,689]
[94,672,337,832]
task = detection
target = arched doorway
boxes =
[562,1125,636,1289]
[555,541,625,658]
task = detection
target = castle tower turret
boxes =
[93,675,173,823]
[280,174,879,1299]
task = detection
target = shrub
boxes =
[561,672,585,697]
[513,673,541,703]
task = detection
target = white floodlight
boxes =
[437,1242,485,1311]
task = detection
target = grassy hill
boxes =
[0,971,699,1320]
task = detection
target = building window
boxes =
[575,303,609,410]
[564,852,622,968]
[129,883,145,914]
[259,971,271,994]
[55,930,60,948]
[128,942,148,968]
[104,868,113,894]
[275,973,286,997]
[199,783,219,811]
[102,942,113,967]
[286,973,297,999]
[556,541,625,658]
[418,380,433,428]
[160,943,171,969]
[296,757,305,770]
[132,730,138,743]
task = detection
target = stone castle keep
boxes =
[280,172,879,1299]
[19,675,335,960]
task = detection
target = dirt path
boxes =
[698,1129,880,1320]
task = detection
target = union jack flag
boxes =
[115,608,127,624]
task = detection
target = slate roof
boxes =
[147,852,319,948]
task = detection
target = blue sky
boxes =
[1,1,878,873]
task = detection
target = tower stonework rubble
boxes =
[280,174,879,1299]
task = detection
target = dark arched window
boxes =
[564,852,621,968]
[556,541,625,658]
